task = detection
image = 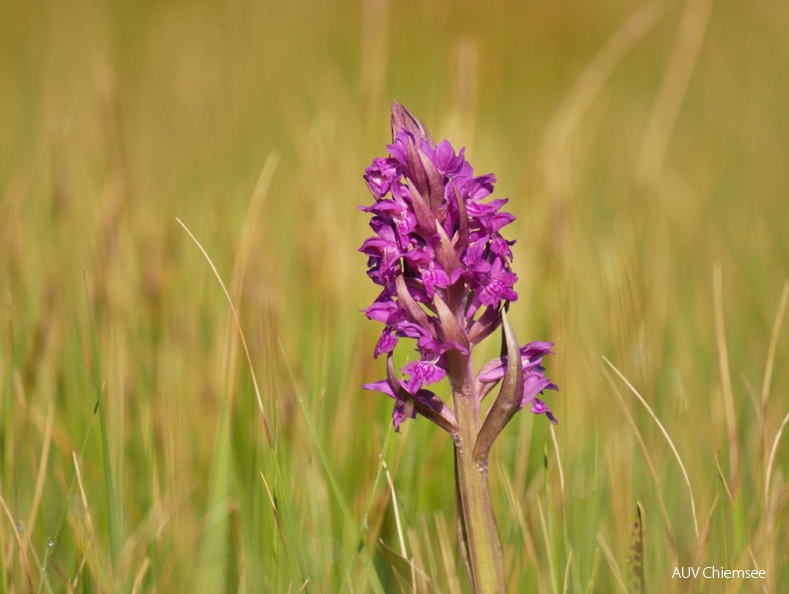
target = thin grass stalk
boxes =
[383,461,407,559]
[37,408,98,594]
[602,364,678,565]
[82,273,121,570]
[0,491,34,592]
[419,516,439,586]
[594,532,627,594]
[278,341,385,593]
[536,497,558,594]
[435,514,463,594]
[764,410,789,537]
[761,281,789,458]
[602,356,699,544]
[713,264,740,495]
[175,218,273,447]
[584,548,601,594]
[561,549,573,594]
[131,558,150,594]
[497,463,545,593]
[23,402,54,554]
[71,452,96,591]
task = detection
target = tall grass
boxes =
[1,0,788,591]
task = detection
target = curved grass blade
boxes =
[376,540,432,590]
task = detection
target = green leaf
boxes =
[474,309,523,461]
[83,274,121,570]
[376,539,433,589]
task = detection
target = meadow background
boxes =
[1,0,788,592]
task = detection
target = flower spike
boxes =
[360,102,558,593]
[360,103,555,432]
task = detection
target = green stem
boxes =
[449,352,505,593]
[83,274,121,569]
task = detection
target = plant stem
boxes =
[449,352,505,593]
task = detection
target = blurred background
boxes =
[1,0,787,591]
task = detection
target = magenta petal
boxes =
[373,331,398,358]
[530,399,557,425]
[362,380,396,399]
[401,358,446,392]
[521,375,553,406]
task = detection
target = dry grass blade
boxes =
[497,462,544,592]
[435,514,462,594]
[595,531,627,594]
[585,548,601,594]
[0,490,34,592]
[383,461,408,559]
[260,471,287,551]
[540,3,659,197]
[24,401,55,549]
[175,217,273,447]
[761,280,789,418]
[535,496,558,594]
[131,557,151,594]
[562,548,573,594]
[637,0,712,183]
[361,427,391,542]
[713,264,740,495]
[72,452,96,588]
[407,527,424,592]
[231,153,280,292]
[714,455,733,504]
[221,154,280,395]
[764,409,789,526]
[376,539,433,590]
[603,356,700,544]
[549,424,565,506]
[419,516,438,589]
[693,494,718,568]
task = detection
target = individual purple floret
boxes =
[360,102,557,432]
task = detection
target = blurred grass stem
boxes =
[175,217,273,447]
[83,272,122,570]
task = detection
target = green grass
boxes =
[2,0,789,591]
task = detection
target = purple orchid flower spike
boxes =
[360,101,556,433]
[360,102,558,593]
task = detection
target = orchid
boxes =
[360,102,557,432]
[360,102,558,593]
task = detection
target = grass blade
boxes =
[196,400,232,593]
[175,217,273,447]
[37,407,98,593]
[595,532,627,594]
[375,540,432,590]
[278,341,385,592]
[601,364,678,565]
[82,273,121,570]
[602,356,699,544]
[0,491,34,592]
